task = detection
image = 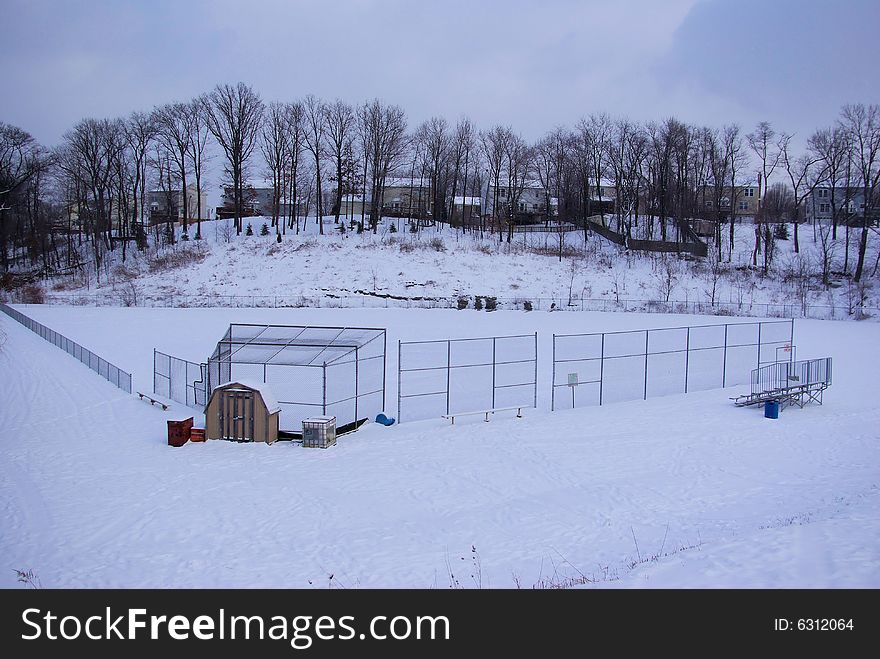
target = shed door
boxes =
[220,389,255,441]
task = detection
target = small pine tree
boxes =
[774,223,789,240]
[180,232,189,241]
[260,223,270,236]
[409,220,418,233]
[474,296,483,311]
[245,223,254,236]
[389,223,398,233]
[356,221,364,234]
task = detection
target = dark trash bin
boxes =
[168,417,194,447]
[764,400,780,419]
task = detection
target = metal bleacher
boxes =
[733,357,832,410]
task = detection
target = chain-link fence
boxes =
[398,333,538,422]
[13,290,875,320]
[1,303,132,394]
[552,319,794,410]
[153,350,207,409]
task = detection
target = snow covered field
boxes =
[1,305,878,588]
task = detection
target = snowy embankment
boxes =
[1,306,878,588]
[39,216,880,317]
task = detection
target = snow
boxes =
[214,379,281,414]
[30,216,880,317]
[1,305,878,588]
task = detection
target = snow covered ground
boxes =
[1,305,878,588]
[34,216,880,318]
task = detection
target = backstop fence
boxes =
[397,333,538,422]
[1,302,132,394]
[552,319,794,410]
[153,350,207,409]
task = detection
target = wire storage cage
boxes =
[206,323,386,434]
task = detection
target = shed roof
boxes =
[213,380,281,413]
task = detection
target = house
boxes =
[336,177,432,219]
[148,184,208,224]
[452,196,481,219]
[803,186,879,225]
[697,185,760,218]
[481,180,558,223]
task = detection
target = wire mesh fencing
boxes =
[397,333,538,422]
[552,319,794,410]
[0,302,132,394]
[153,350,207,409]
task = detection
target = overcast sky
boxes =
[2,0,878,147]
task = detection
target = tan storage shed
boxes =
[205,380,280,443]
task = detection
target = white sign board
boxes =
[567,373,578,386]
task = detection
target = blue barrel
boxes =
[764,400,780,419]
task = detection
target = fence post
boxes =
[599,333,605,406]
[491,337,497,408]
[397,340,402,422]
[551,335,556,411]
[643,330,649,400]
[533,332,538,409]
[757,322,762,368]
[382,331,387,414]
[722,324,728,387]
[684,327,690,394]
[354,346,359,424]
[153,349,156,395]
[322,362,327,416]
[446,340,451,415]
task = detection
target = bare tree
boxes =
[122,112,156,248]
[187,97,210,238]
[204,82,264,234]
[285,101,305,233]
[1,123,50,270]
[747,121,784,272]
[359,99,408,232]
[260,101,290,230]
[154,103,195,233]
[324,99,355,225]
[838,103,880,282]
[780,134,823,253]
[448,117,474,227]
[303,95,326,233]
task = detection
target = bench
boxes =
[137,391,169,411]
[441,406,525,424]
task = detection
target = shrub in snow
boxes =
[245,223,254,236]
[260,223,270,236]
[774,223,790,241]
[485,296,497,312]
[430,237,445,252]
[457,296,468,310]
[474,296,483,310]
[338,223,346,234]
[409,221,417,233]
[389,223,398,233]
[19,284,45,304]
[356,221,364,234]
[523,301,533,311]
[180,232,189,241]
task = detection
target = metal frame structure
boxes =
[206,323,386,431]
[734,357,832,409]
[153,350,207,408]
[551,319,794,410]
[397,333,538,422]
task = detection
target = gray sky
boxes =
[3,0,879,147]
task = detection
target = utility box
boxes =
[168,417,194,447]
[302,416,336,448]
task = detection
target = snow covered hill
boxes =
[29,216,880,319]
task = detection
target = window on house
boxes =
[519,202,526,212]
[738,201,749,211]
[817,188,829,198]
[720,196,730,208]
[819,203,831,214]
[744,188,754,197]
[705,200,713,208]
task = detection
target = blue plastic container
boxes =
[764,399,780,419]
[375,413,396,426]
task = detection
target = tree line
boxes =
[1,82,878,283]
